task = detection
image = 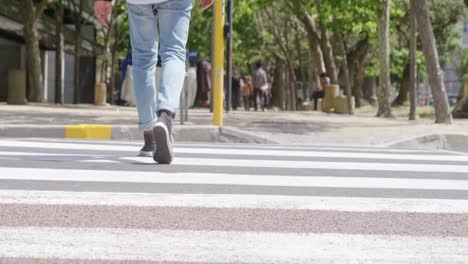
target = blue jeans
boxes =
[127,0,192,131]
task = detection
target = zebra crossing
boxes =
[0,138,467,263]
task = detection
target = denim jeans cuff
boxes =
[157,104,176,115]
[138,118,158,132]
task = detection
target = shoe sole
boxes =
[153,123,173,164]
[138,150,153,157]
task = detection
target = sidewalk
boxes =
[1,103,468,151]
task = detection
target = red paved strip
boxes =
[1,204,467,237]
[0,258,230,264]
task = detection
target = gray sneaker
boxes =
[153,110,174,164]
[139,133,155,157]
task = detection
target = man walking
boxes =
[252,62,267,111]
[95,0,192,164]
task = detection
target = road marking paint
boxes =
[0,141,455,162]
[0,227,466,262]
[1,190,468,213]
[0,167,467,190]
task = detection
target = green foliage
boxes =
[95,0,465,87]
[186,0,213,59]
[320,0,379,39]
[187,0,263,73]
[428,0,466,68]
[451,48,468,81]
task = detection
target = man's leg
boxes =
[263,90,268,110]
[254,88,259,111]
[127,4,159,156]
[152,0,192,164]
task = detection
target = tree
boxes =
[20,0,51,102]
[314,0,379,109]
[337,33,354,114]
[414,0,452,123]
[70,0,95,104]
[262,5,298,110]
[392,0,464,106]
[54,0,65,104]
[377,0,393,117]
[409,0,417,120]
[314,0,338,84]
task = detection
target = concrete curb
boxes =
[380,133,468,153]
[0,125,66,138]
[0,124,277,144]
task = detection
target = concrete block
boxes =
[334,96,355,114]
[7,70,27,105]
[322,85,339,113]
[95,83,107,106]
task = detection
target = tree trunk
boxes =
[392,62,410,106]
[337,33,354,114]
[353,50,372,108]
[377,0,393,117]
[109,23,119,105]
[73,0,85,104]
[286,55,297,111]
[409,0,417,120]
[414,0,452,123]
[319,24,338,84]
[294,26,308,100]
[55,1,64,104]
[271,56,285,108]
[314,0,338,84]
[300,12,324,92]
[348,37,371,108]
[100,20,113,84]
[21,0,45,103]
[74,30,81,104]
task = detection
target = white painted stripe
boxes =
[0,141,450,161]
[171,158,468,173]
[1,150,467,172]
[176,144,436,153]
[13,138,144,146]
[5,138,412,151]
[0,152,118,163]
[176,148,468,161]
[1,190,468,213]
[0,167,467,190]
[0,227,466,262]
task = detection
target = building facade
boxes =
[0,0,102,104]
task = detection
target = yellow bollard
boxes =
[94,83,107,106]
[7,70,27,105]
[212,0,225,127]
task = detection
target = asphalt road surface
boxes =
[0,138,467,263]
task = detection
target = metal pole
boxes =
[184,71,189,122]
[212,0,225,126]
[179,89,184,125]
[226,0,233,112]
[409,0,417,121]
[179,53,189,125]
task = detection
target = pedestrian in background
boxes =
[252,61,268,111]
[95,0,193,164]
[241,75,253,111]
[231,69,243,111]
[196,56,212,108]
[310,73,330,111]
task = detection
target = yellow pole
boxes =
[212,0,225,126]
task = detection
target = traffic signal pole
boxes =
[212,0,225,126]
[226,0,233,112]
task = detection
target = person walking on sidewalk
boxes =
[231,69,243,111]
[241,75,253,111]
[252,62,268,111]
[95,0,192,164]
